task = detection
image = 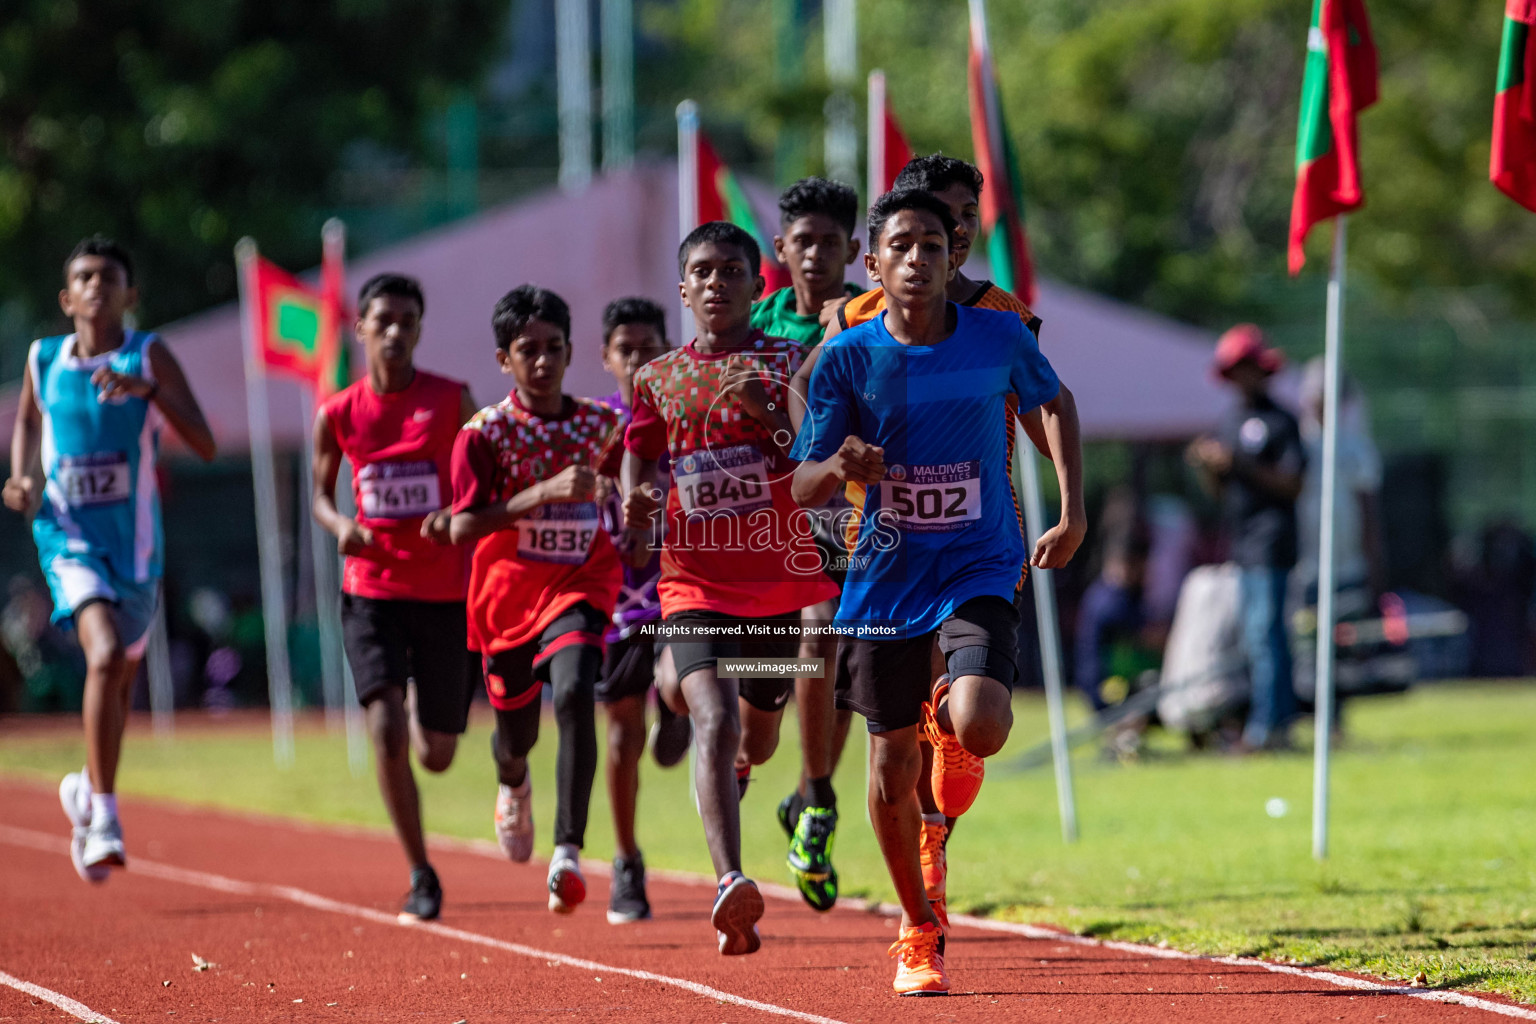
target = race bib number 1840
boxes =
[674,444,770,516]
[878,461,982,532]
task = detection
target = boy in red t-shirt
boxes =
[621,222,838,955]
[313,273,478,922]
[450,285,624,916]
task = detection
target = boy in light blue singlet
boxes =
[791,191,1083,995]
[4,236,215,883]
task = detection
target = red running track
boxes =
[0,778,1531,1023]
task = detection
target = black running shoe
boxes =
[399,865,442,922]
[650,699,691,768]
[776,790,804,839]
[606,853,652,924]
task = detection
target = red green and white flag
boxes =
[1492,0,1536,211]
[967,0,1036,305]
[868,70,914,198]
[245,250,348,397]
[678,111,791,294]
[1288,0,1379,275]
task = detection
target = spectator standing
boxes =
[1187,325,1305,751]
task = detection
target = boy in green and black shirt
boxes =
[750,177,864,348]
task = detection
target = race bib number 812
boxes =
[55,452,130,507]
[878,461,982,533]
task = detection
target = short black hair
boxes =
[678,221,760,278]
[492,285,571,351]
[357,273,425,319]
[778,177,858,237]
[892,154,984,202]
[64,235,134,286]
[601,296,667,345]
[867,189,958,249]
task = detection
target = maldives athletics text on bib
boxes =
[877,461,981,533]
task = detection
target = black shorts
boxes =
[340,594,480,735]
[665,609,798,713]
[483,602,609,712]
[596,634,658,704]
[836,595,1020,734]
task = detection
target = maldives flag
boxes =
[1288,0,1379,275]
[867,70,914,197]
[967,0,1036,305]
[247,252,348,396]
[686,128,791,294]
[1492,0,1536,211]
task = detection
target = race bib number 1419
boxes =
[878,461,982,533]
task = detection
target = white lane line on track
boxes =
[7,816,1535,1021]
[0,968,122,1024]
[0,826,846,1024]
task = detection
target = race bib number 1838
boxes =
[878,461,982,532]
[518,501,601,564]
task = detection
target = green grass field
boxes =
[3,681,1534,1003]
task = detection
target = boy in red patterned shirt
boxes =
[449,285,624,916]
[621,222,838,955]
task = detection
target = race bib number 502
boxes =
[518,501,601,564]
[358,461,441,519]
[878,461,982,532]
[55,452,130,507]
[674,444,771,516]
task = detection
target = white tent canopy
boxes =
[1,162,1230,451]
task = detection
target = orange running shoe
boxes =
[888,921,949,996]
[922,680,985,817]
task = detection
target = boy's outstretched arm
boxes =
[1029,382,1086,570]
[792,435,885,508]
[92,341,216,461]
[3,363,42,515]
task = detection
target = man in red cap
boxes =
[1187,324,1304,751]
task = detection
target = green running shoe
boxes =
[795,865,838,913]
[787,806,837,879]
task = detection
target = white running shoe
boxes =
[59,772,109,884]
[494,776,534,863]
[81,817,126,870]
[547,849,586,914]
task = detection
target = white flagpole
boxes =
[1016,422,1079,842]
[600,0,635,171]
[867,70,887,204]
[823,0,858,187]
[1312,215,1347,859]
[236,238,296,767]
[556,0,593,192]
[677,100,699,343]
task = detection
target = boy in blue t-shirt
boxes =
[790,191,1082,996]
[4,236,215,883]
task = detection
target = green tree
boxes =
[0,0,507,378]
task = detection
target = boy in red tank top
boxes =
[450,285,625,916]
[312,274,478,922]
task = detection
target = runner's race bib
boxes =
[55,452,130,507]
[674,444,770,516]
[878,461,982,533]
[358,461,441,519]
[519,501,600,564]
